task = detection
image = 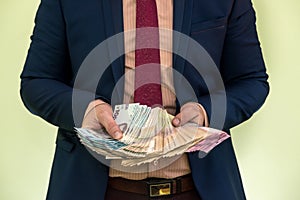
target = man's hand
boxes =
[82,100,123,140]
[172,102,206,127]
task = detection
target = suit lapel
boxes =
[173,0,193,76]
[101,0,125,104]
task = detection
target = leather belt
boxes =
[108,174,195,198]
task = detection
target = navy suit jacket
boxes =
[20,0,269,199]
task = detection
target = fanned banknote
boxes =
[76,103,230,166]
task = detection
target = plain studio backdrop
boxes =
[0,0,299,199]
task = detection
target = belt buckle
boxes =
[148,180,172,197]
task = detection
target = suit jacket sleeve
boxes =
[20,0,105,131]
[198,2,269,130]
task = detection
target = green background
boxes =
[1,0,299,199]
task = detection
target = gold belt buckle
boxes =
[148,181,172,197]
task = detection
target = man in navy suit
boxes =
[20,0,269,199]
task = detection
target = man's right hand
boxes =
[81,100,123,140]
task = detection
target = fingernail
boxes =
[114,131,122,140]
[173,118,180,126]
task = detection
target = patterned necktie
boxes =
[134,0,162,107]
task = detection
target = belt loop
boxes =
[176,177,182,193]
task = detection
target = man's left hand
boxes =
[172,102,206,127]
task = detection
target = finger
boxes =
[173,102,203,127]
[82,100,107,130]
[82,107,103,130]
[173,111,199,127]
[96,106,123,140]
[172,113,181,127]
[102,117,123,140]
[181,111,199,125]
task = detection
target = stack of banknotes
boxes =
[76,103,229,166]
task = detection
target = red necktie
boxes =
[134,0,163,107]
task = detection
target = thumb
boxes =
[95,105,123,140]
[102,117,123,140]
[172,113,181,127]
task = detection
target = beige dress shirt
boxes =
[109,0,192,180]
